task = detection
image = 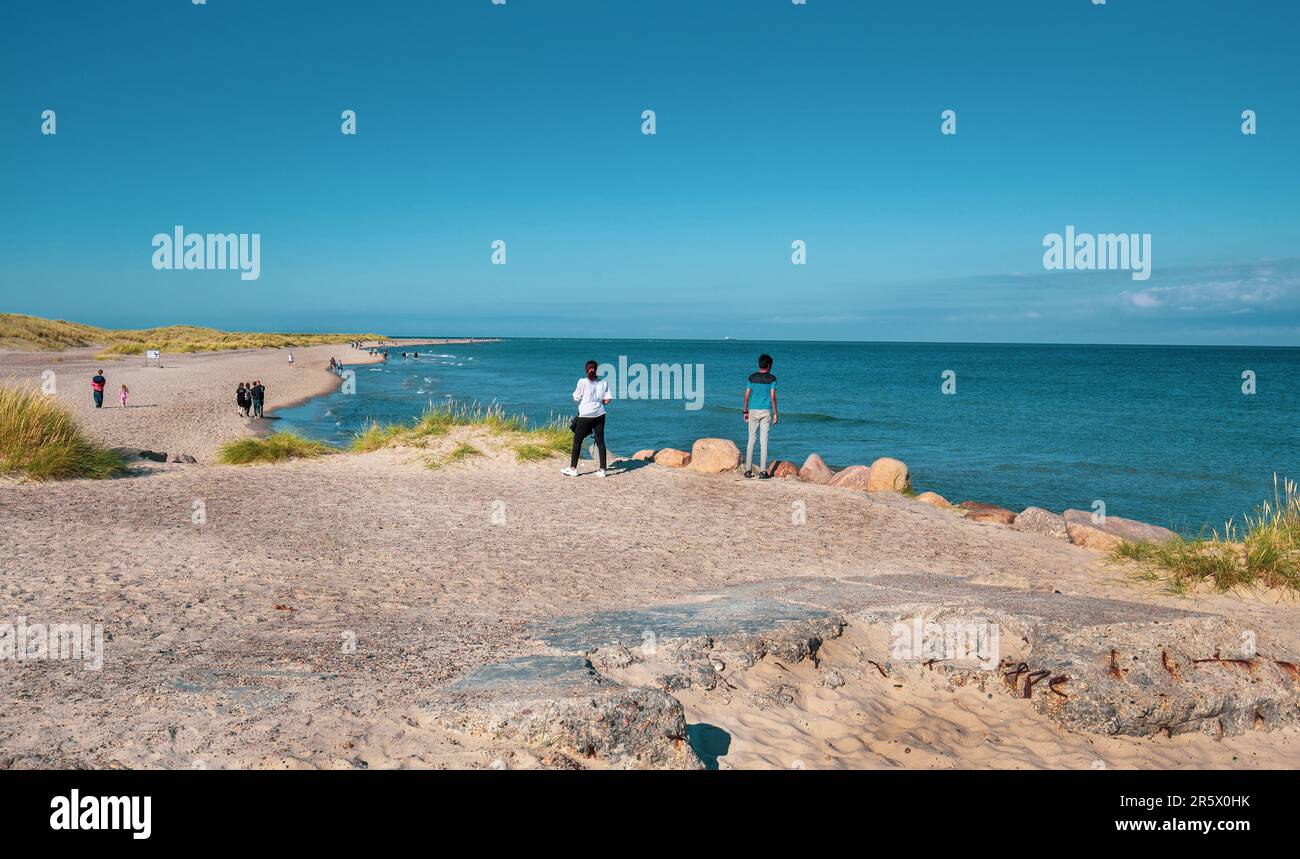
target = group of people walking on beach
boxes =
[236,381,266,418]
[88,369,266,419]
[563,353,778,479]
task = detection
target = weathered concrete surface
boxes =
[427,573,1299,765]
[696,574,1299,738]
[534,594,841,653]
[1003,621,1300,737]
[534,595,845,693]
[424,655,701,769]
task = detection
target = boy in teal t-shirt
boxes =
[742,353,778,478]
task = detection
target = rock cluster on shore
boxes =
[828,464,871,489]
[959,501,1017,525]
[799,453,833,484]
[1013,506,1068,539]
[634,439,1178,554]
[112,447,198,464]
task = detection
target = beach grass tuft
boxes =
[511,423,570,462]
[217,432,335,465]
[445,442,483,464]
[427,441,484,469]
[512,442,561,462]
[0,384,127,480]
[1113,475,1300,593]
[350,400,568,456]
[350,421,415,453]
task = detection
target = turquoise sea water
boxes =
[274,339,1299,534]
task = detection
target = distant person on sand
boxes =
[250,380,265,418]
[563,360,611,478]
[742,353,778,479]
[118,384,129,408]
[90,370,107,408]
[287,352,295,368]
[236,383,250,417]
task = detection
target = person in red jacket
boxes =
[90,370,107,408]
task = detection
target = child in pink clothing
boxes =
[119,384,129,408]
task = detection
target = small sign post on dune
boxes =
[145,349,161,368]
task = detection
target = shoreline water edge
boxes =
[2,336,1294,537]
[274,338,1299,535]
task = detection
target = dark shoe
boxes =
[743,470,753,478]
[759,471,771,480]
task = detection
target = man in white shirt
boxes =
[564,360,612,477]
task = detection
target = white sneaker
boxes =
[561,467,578,477]
[594,469,607,478]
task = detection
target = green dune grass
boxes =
[349,401,569,463]
[1113,475,1300,593]
[217,432,336,465]
[0,384,126,480]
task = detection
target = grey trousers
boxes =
[746,409,771,472]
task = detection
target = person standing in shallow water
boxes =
[250,380,265,418]
[742,353,778,479]
[564,360,611,478]
[90,370,107,408]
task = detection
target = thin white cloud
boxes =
[760,314,867,325]
[1121,274,1291,312]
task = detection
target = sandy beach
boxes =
[0,340,487,461]
[1,344,1298,770]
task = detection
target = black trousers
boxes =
[570,414,607,469]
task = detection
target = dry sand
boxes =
[665,626,1300,770]
[1,345,1297,769]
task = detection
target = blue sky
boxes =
[2,0,1298,344]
